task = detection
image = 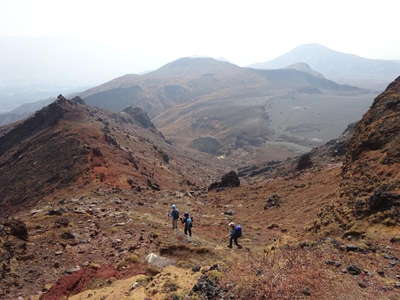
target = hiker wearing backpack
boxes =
[228,222,242,248]
[181,212,193,237]
[169,204,180,229]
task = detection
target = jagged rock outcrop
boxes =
[295,153,313,171]
[341,76,400,219]
[121,106,156,129]
[0,95,78,157]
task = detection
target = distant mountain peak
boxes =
[151,56,240,77]
[251,44,400,89]
[295,43,331,49]
[170,56,229,63]
[161,56,228,67]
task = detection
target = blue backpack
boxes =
[185,217,193,227]
[171,209,179,220]
[235,225,242,237]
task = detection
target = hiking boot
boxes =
[227,245,232,248]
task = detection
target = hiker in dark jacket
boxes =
[168,204,179,229]
[181,212,193,236]
[228,222,242,248]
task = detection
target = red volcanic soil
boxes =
[41,263,149,300]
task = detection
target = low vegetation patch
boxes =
[159,244,212,257]
[221,248,330,299]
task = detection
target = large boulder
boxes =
[264,194,281,209]
[368,190,400,212]
[145,253,173,268]
[208,171,240,191]
[4,219,28,241]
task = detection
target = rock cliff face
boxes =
[121,106,156,129]
[341,76,400,218]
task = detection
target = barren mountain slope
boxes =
[74,57,376,163]
[1,78,400,299]
[79,58,247,117]
[0,95,233,299]
[81,57,365,117]
[0,96,226,218]
[11,158,400,299]
[341,76,400,221]
[153,67,373,162]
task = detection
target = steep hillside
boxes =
[251,44,400,89]
[0,95,223,218]
[79,57,245,117]
[341,76,400,221]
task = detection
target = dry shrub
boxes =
[159,244,212,256]
[222,248,329,299]
[116,254,140,270]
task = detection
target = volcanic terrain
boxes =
[0,56,377,165]
[0,77,400,299]
[80,57,376,162]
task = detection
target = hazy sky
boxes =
[1,0,400,85]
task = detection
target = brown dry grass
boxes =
[221,247,361,300]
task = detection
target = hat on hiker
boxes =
[171,204,176,209]
[228,222,235,227]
